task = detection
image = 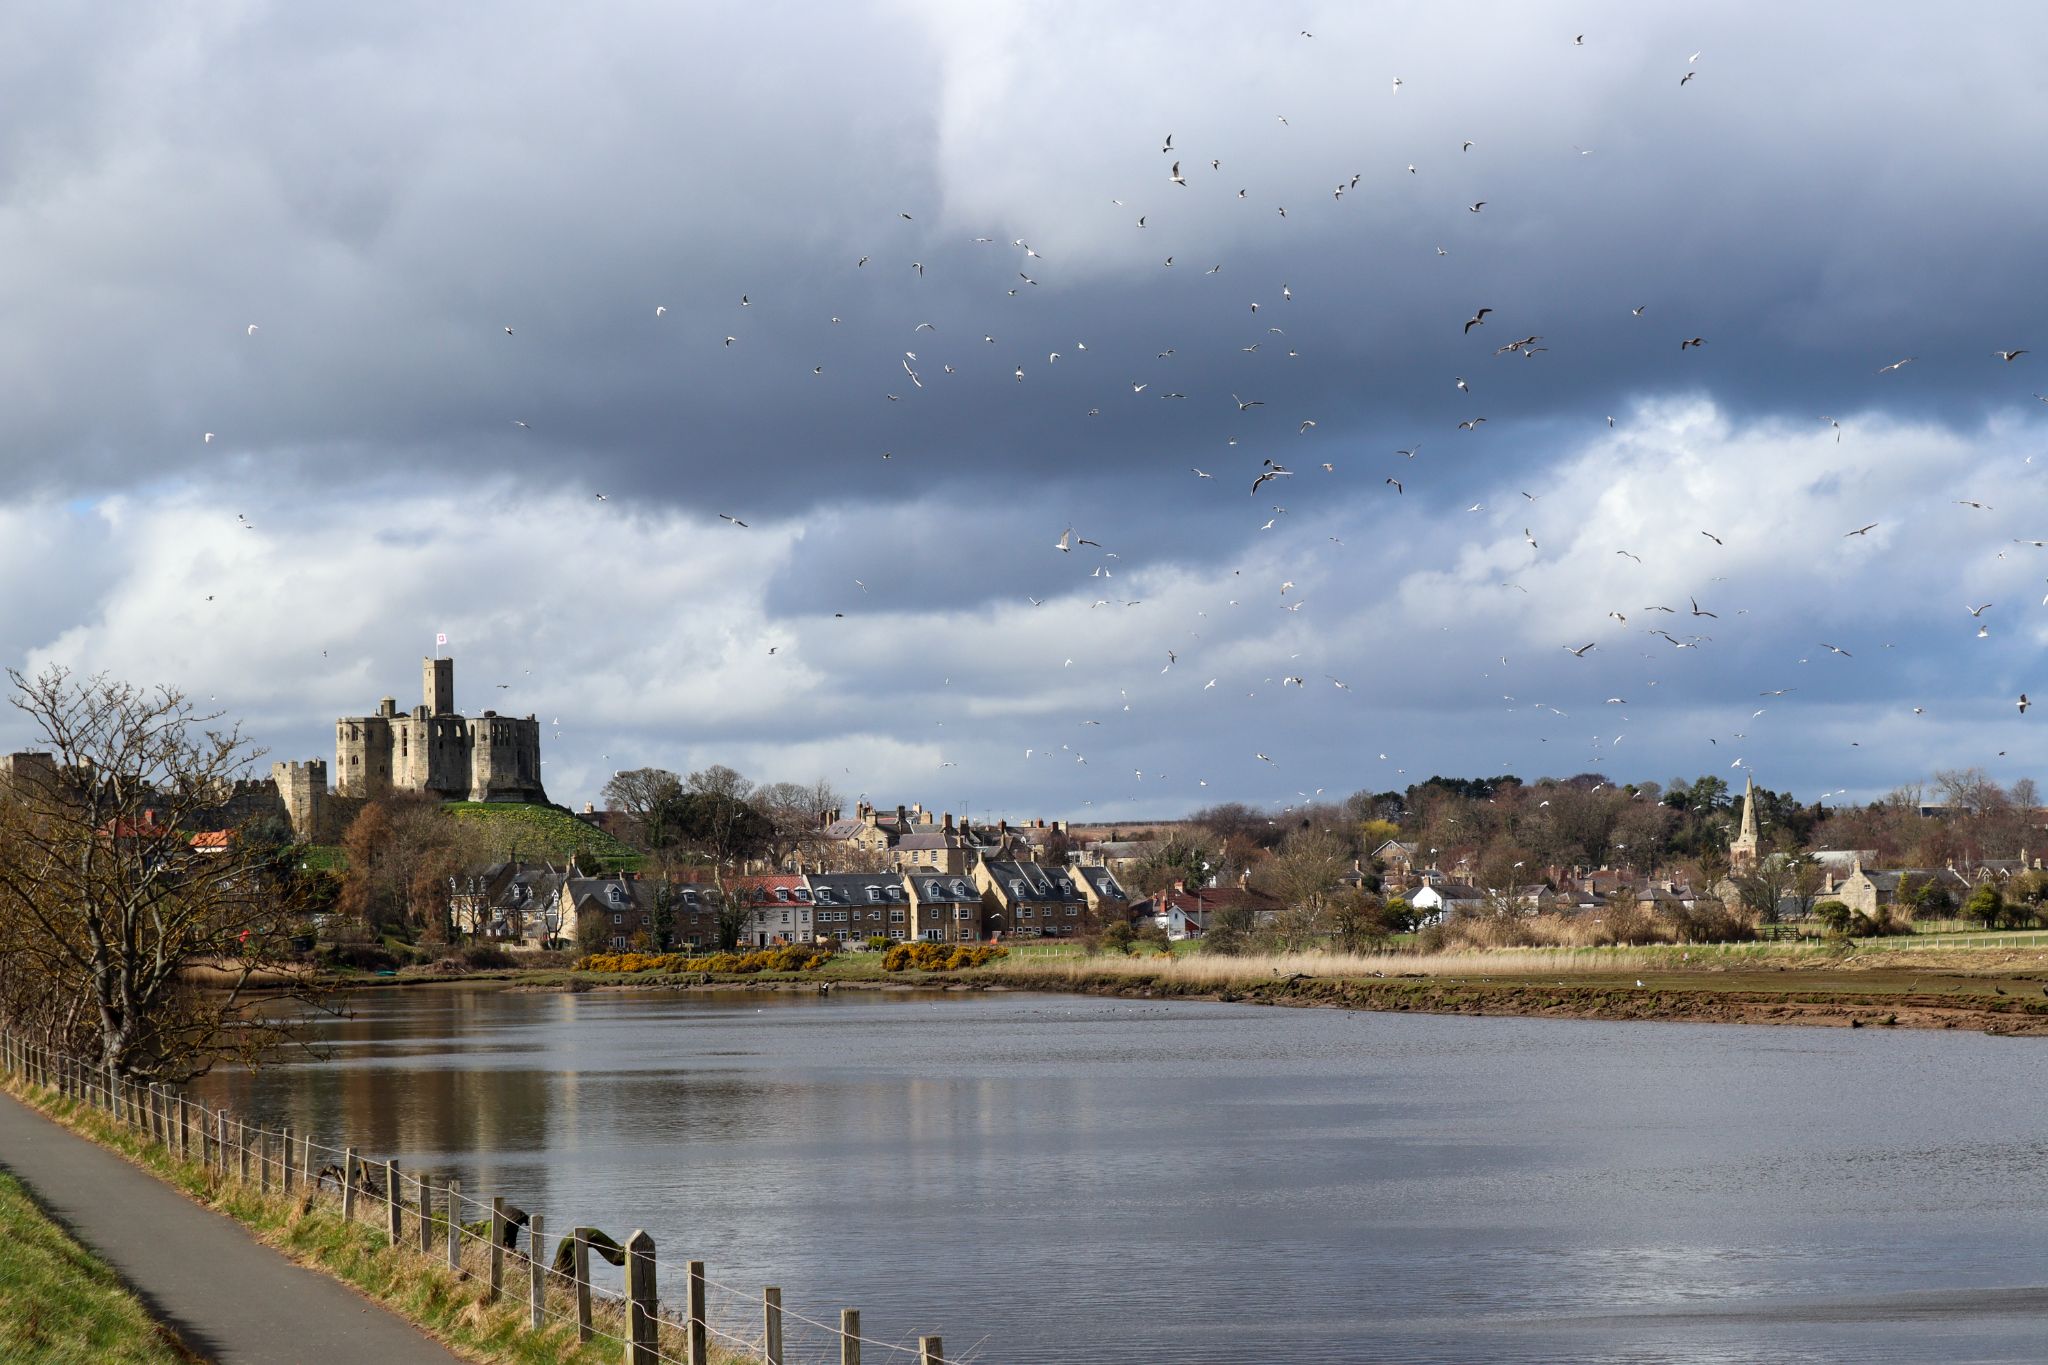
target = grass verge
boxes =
[0,1168,191,1365]
[0,1076,758,1365]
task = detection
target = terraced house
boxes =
[906,873,985,943]
[974,858,1094,938]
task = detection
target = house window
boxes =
[1066,907,1079,915]
[1020,908,1035,919]
[612,913,623,926]
[611,936,627,950]
[866,886,881,902]
[781,911,789,925]
[890,909,905,922]
[774,888,789,902]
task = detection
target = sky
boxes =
[4,1,2048,821]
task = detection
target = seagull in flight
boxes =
[1821,642,1853,657]
[1877,356,1917,374]
[1997,349,2029,363]
[718,513,748,527]
[1564,643,1596,657]
[1845,523,1878,536]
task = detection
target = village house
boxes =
[558,875,659,952]
[731,874,814,947]
[906,873,985,943]
[1371,839,1421,890]
[974,857,1092,938]
[1069,863,1132,918]
[892,813,972,873]
[805,871,909,945]
[1408,881,1486,924]
[1829,861,1973,918]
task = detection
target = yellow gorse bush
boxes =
[880,942,1007,972]
[576,945,832,974]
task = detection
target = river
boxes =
[188,986,2048,1363]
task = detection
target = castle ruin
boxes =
[334,658,547,805]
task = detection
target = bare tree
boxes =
[755,777,842,869]
[0,668,319,1080]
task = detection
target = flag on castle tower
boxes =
[436,632,448,648]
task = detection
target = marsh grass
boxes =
[984,939,1819,987]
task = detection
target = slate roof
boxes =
[910,874,981,904]
[804,872,908,907]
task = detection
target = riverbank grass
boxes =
[0,1168,190,1364]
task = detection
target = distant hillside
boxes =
[445,802,642,872]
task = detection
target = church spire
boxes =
[1730,773,1761,871]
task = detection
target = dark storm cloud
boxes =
[6,1,2046,530]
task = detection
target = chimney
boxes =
[897,804,907,825]
[583,802,595,814]
[943,812,954,831]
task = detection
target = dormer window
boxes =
[1009,879,1027,897]
[773,887,789,902]
[866,886,881,902]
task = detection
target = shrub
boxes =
[461,944,517,970]
[880,941,1008,972]
[1094,919,1137,955]
[575,945,834,974]
[866,937,893,952]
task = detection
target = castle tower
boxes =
[271,759,329,843]
[1729,773,1761,872]
[424,656,455,716]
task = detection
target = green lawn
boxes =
[444,802,642,872]
[0,1170,188,1364]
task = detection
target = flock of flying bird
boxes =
[201,26,2042,814]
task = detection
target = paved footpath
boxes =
[0,1089,467,1365]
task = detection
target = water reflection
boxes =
[190,987,2048,1363]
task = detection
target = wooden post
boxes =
[527,1215,545,1331]
[624,1230,657,1365]
[488,1197,505,1303]
[259,1128,272,1194]
[763,1287,783,1365]
[280,1125,294,1194]
[446,1180,461,1272]
[919,1337,944,1365]
[177,1096,189,1159]
[572,1229,593,1343]
[213,1111,226,1175]
[237,1119,250,1183]
[417,1172,433,1254]
[342,1148,358,1222]
[386,1160,402,1245]
[687,1260,707,1365]
[841,1308,861,1365]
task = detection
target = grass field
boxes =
[0,1169,188,1364]
[444,802,642,872]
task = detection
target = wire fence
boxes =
[0,1028,961,1365]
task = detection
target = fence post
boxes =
[527,1214,545,1332]
[841,1308,861,1365]
[446,1180,462,1272]
[386,1160,402,1245]
[625,1230,658,1365]
[572,1229,593,1342]
[259,1128,272,1194]
[919,1337,944,1365]
[280,1125,294,1194]
[688,1260,707,1365]
[237,1118,250,1183]
[488,1197,505,1303]
[342,1147,358,1222]
[417,1172,433,1255]
[763,1287,783,1365]
[177,1095,189,1159]
[214,1111,227,1176]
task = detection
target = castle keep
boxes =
[335,658,546,804]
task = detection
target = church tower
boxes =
[1729,773,1761,872]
